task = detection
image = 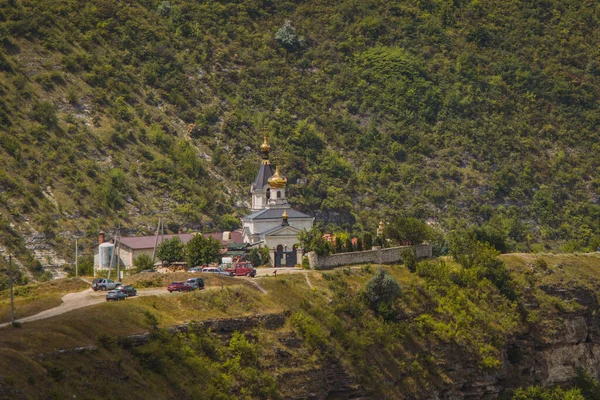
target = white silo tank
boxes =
[99,243,114,269]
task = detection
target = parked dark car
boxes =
[120,285,137,297]
[186,278,204,290]
[106,290,127,301]
[168,282,193,292]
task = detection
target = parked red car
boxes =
[167,281,193,292]
[223,262,256,277]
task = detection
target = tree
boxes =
[186,235,222,267]
[449,229,497,270]
[156,237,185,265]
[133,254,154,273]
[249,248,261,267]
[77,255,94,276]
[384,217,430,246]
[297,227,332,256]
[402,247,417,272]
[344,237,354,252]
[219,214,240,231]
[275,20,306,51]
[449,230,517,300]
[364,268,402,311]
[362,232,373,250]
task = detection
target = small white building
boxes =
[241,136,314,266]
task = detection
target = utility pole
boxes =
[9,254,14,325]
[75,238,79,277]
[152,217,161,262]
[116,223,121,280]
[107,229,115,280]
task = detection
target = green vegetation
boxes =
[185,234,221,267]
[133,253,154,273]
[512,386,584,400]
[156,237,185,265]
[2,253,600,397]
[0,0,596,278]
[0,277,88,323]
[154,234,222,266]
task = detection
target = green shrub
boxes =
[275,20,306,51]
[402,247,417,272]
[97,333,117,349]
[290,311,327,351]
[133,254,154,273]
[30,101,58,128]
[364,268,402,311]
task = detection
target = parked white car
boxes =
[201,267,233,276]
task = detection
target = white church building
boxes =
[241,136,314,266]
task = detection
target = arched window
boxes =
[277,191,281,198]
[266,188,271,199]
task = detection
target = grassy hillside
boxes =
[2,254,600,398]
[0,0,599,268]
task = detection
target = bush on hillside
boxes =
[275,20,306,51]
[364,268,402,312]
[133,254,154,273]
[156,237,185,265]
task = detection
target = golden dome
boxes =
[268,165,287,188]
[281,210,289,226]
[261,135,271,153]
[260,135,271,164]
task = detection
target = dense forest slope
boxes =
[0,0,599,264]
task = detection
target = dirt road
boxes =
[0,287,187,329]
[0,268,309,329]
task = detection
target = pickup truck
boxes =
[92,278,122,291]
[223,262,256,277]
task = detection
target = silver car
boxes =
[186,278,205,290]
[201,267,233,276]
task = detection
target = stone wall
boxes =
[306,243,432,270]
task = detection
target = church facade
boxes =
[241,136,314,266]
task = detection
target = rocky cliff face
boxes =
[512,286,600,386]
[436,285,600,399]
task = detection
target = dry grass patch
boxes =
[502,252,600,289]
[124,271,249,289]
[0,284,279,354]
[0,278,89,323]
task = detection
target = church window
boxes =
[277,191,281,198]
[266,188,271,199]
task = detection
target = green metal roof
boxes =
[224,250,248,256]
